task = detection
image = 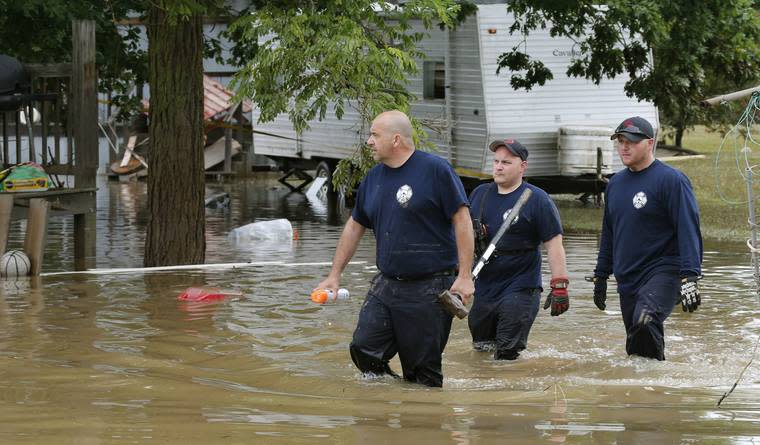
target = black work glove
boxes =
[591,275,607,310]
[680,276,701,312]
[543,277,569,316]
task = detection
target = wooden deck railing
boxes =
[0,20,99,273]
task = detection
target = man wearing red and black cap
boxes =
[591,116,703,360]
[467,138,569,360]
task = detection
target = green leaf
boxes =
[502,0,760,147]
[229,0,460,188]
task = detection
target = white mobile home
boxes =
[251,4,658,190]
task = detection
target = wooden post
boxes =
[244,125,256,176]
[23,198,48,276]
[235,104,252,176]
[223,103,238,174]
[0,195,12,255]
[71,20,98,270]
[596,146,605,206]
[596,146,603,181]
[105,92,119,169]
[73,212,96,271]
[15,109,21,163]
[2,112,7,166]
[224,126,232,173]
[24,105,35,163]
[72,19,98,188]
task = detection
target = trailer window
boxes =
[423,61,445,100]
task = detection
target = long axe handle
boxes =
[438,187,532,320]
[471,187,533,279]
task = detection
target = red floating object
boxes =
[177,287,242,302]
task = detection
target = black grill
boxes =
[0,54,30,112]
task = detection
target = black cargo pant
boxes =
[619,272,681,360]
[468,288,541,360]
[349,273,454,387]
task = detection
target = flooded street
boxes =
[1,175,759,443]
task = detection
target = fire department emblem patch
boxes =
[633,191,647,209]
[396,185,413,207]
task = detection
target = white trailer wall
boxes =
[250,4,658,178]
[448,14,489,171]
[251,21,452,163]
[477,4,657,176]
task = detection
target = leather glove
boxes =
[680,276,701,312]
[543,277,569,316]
[591,275,607,310]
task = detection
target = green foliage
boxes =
[0,0,149,120]
[229,0,464,194]
[151,0,227,24]
[0,0,226,121]
[0,0,472,193]
[499,0,760,147]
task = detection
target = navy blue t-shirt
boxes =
[351,150,468,278]
[469,181,562,298]
[595,160,703,295]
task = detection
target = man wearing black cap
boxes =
[467,138,569,360]
[591,116,703,360]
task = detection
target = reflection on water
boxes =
[0,175,759,443]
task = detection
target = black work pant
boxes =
[619,272,681,360]
[468,288,540,359]
[349,273,454,387]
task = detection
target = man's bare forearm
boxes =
[327,217,366,278]
[544,234,568,278]
[452,205,474,279]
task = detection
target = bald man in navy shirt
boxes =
[316,110,474,387]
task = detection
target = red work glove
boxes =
[543,277,569,316]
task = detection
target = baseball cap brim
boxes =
[488,141,506,152]
[611,131,649,142]
[488,140,528,160]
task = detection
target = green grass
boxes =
[555,126,757,243]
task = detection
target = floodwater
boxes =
[1,175,759,444]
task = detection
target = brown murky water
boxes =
[1,176,759,443]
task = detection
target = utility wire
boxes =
[715,91,760,406]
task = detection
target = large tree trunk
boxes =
[144,6,206,266]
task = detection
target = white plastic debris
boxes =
[227,219,294,242]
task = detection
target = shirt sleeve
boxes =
[668,172,703,277]
[594,188,613,279]
[536,191,563,243]
[350,179,371,229]
[437,161,469,219]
